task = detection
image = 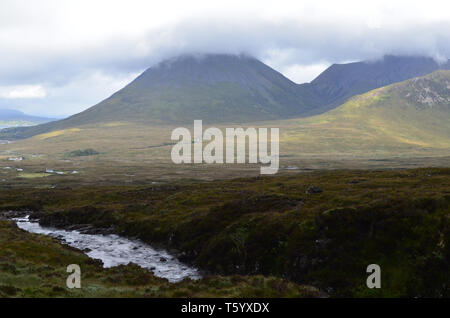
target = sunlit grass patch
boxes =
[17,172,52,178]
[35,128,82,140]
[103,122,127,127]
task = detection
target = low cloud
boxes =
[0,85,47,99]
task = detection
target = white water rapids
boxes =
[13,216,201,283]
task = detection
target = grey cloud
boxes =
[0,2,449,117]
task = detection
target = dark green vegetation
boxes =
[66,148,99,157]
[0,221,320,297]
[1,168,449,297]
[2,55,449,139]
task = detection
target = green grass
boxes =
[0,220,321,298]
[1,167,449,297]
[277,70,450,155]
[0,120,41,128]
[17,172,51,179]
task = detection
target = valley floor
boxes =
[1,119,450,186]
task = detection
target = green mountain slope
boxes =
[280,70,450,154]
[0,71,448,182]
[1,54,448,141]
[1,54,315,139]
[303,55,450,115]
[70,54,318,123]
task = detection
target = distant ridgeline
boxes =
[0,54,449,139]
[0,108,55,128]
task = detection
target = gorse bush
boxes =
[66,148,99,157]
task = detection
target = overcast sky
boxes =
[0,0,449,117]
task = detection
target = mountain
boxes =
[73,54,318,123]
[285,70,450,153]
[1,54,317,139]
[0,71,448,167]
[0,108,55,128]
[1,54,449,140]
[302,55,450,115]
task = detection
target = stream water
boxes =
[13,216,201,283]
